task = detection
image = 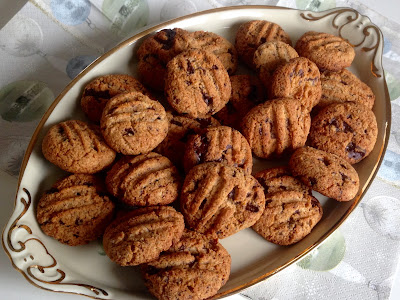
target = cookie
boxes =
[214,74,266,129]
[141,230,231,300]
[106,152,181,207]
[309,102,378,164]
[235,20,292,68]
[253,41,299,89]
[187,30,238,74]
[103,206,185,266]
[80,74,151,123]
[100,91,168,155]
[137,28,191,91]
[183,125,253,174]
[42,120,116,173]
[180,162,265,239]
[252,191,323,245]
[318,69,375,110]
[241,98,311,159]
[255,166,311,196]
[295,31,355,71]
[269,57,322,111]
[165,49,231,118]
[36,174,115,246]
[289,146,360,201]
[155,112,220,169]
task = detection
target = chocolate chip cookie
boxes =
[269,57,322,111]
[137,28,191,91]
[37,174,115,246]
[103,206,185,266]
[183,125,253,174]
[180,162,265,239]
[80,74,151,123]
[235,20,292,68]
[295,31,355,71]
[215,74,266,129]
[241,98,311,159]
[318,69,375,110]
[165,49,231,118]
[100,91,168,155]
[141,230,231,300]
[309,102,378,164]
[252,190,323,245]
[188,30,238,75]
[155,112,220,169]
[253,41,299,89]
[42,120,116,173]
[106,152,181,207]
[289,146,360,201]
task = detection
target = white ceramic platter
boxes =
[2,5,390,300]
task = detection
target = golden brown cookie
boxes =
[289,146,360,201]
[187,30,238,75]
[165,49,231,118]
[36,174,115,246]
[235,20,292,68]
[214,74,266,129]
[252,191,323,245]
[137,28,191,91]
[253,41,299,89]
[255,166,311,197]
[103,206,185,266]
[309,102,378,164]
[183,126,253,174]
[180,162,265,239]
[106,152,181,207]
[241,98,311,159]
[295,31,355,71]
[80,74,151,123]
[42,120,116,173]
[141,230,231,300]
[269,57,322,111]
[100,91,168,155]
[155,112,220,169]
[318,69,375,110]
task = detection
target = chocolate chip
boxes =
[340,172,349,182]
[318,157,330,167]
[298,69,304,77]
[75,218,83,226]
[154,28,177,50]
[212,65,219,70]
[186,59,195,74]
[342,121,354,133]
[328,117,341,132]
[246,203,259,213]
[311,197,319,207]
[227,187,238,200]
[124,128,135,136]
[340,80,349,86]
[345,142,366,161]
[57,126,65,135]
[194,135,209,163]
[202,93,213,106]
[224,144,233,151]
[84,88,112,99]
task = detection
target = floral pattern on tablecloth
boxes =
[1,1,400,299]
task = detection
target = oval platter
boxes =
[2,5,391,300]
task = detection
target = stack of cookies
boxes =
[37,19,378,300]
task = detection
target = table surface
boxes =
[1,0,400,299]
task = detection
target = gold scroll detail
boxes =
[6,188,109,297]
[300,8,382,78]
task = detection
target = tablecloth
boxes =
[1,0,400,299]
